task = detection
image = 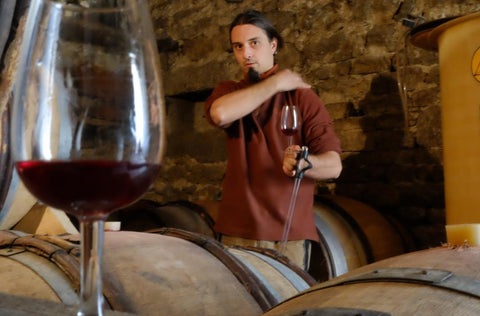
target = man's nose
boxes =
[243,46,252,59]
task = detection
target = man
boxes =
[204,9,342,270]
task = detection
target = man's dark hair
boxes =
[229,10,284,50]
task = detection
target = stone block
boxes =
[351,55,391,75]
[325,102,350,120]
[416,105,442,148]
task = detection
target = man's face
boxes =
[231,24,277,76]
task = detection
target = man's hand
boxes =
[271,69,311,92]
[282,145,302,177]
[210,69,311,127]
[283,146,343,180]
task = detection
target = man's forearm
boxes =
[303,151,342,180]
[209,77,279,127]
[209,69,311,127]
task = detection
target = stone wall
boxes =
[146,0,480,250]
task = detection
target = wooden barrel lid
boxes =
[409,17,457,51]
[410,11,480,51]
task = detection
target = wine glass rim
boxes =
[40,0,140,12]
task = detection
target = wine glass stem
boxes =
[288,136,293,146]
[78,220,105,316]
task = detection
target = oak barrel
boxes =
[0,229,316,315]
[0,230,79,304]
[151,228,317,309]
[262,246,480,316]
[311,195,408,281]
[193,195,408,282]
[106,199,216,237]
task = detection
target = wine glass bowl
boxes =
[12,1,165,315]
[280,104,301,146]
[15,160,160,221]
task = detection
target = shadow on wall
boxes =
[333,74,446,251]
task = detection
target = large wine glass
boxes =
[280,104,301,146]
[11,1,165,315]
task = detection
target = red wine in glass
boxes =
[281,105,301,146]
[281,127,297,136]
[16,160,160,220]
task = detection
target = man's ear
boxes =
[271,38,278,54]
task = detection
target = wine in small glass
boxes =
[280,104,301,146]
[12,1,165,315]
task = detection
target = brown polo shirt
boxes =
[205,67,341,241]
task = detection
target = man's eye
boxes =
[233,44,242,50]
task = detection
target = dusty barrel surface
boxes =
[262,246,480,316]
[194,195,409,282]
[0,229,315,315]
[0,230,79,304]
[151,228,317,310]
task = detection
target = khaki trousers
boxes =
[219,235,311,271]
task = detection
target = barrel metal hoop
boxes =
[234,245,317,286]
[310,267,480,299]
[241,249,313,292]
[313,213,348,276]
[315,195,374,263]
[0,250,79,305]
[228,248,283,304]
